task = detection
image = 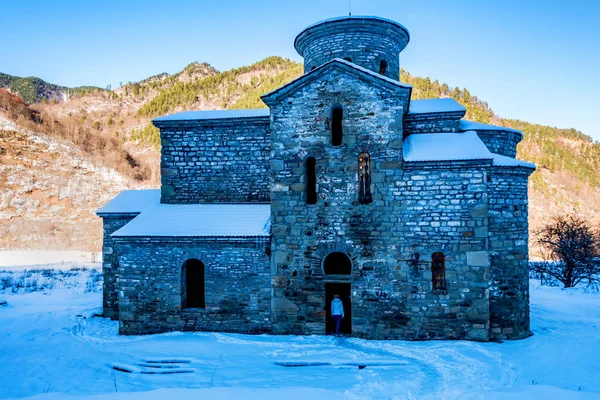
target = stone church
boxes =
[97,16,535,341]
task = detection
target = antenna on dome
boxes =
[349,0,352,16]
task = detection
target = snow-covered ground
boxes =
[0,251,101,268]
[0,262,599,400]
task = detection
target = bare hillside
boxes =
[1,58,599,254]
[0,125,136,250]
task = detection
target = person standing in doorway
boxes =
[331,294,345,336]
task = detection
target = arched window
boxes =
[358,152,372,204]
[331,106,343,146]
[379,60,388,75]
[343,57,352,62]
[182,259,205,308]
[323,252,352,275]
[432,252,446,291]
[306,156,317,205]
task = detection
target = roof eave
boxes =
[96,212,142,218]
[153,115,270,128]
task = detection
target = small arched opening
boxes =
[331,106,343,146]
[306,156,317,205]
[358,152,372,204]
[379,60,388,75]
[431,252,446,292]
[343,57,352,62]
[182,258,205,309]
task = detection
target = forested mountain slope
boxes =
[1,57,598,252]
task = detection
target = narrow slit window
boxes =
[432,252,446,291]
[331,106,343,146]
[306,157,317,205]
[182,259,205,308]
[379,60,388,75]
[358,152,372,204]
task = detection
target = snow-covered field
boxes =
[0,262,599,400]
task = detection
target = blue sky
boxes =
[1,0,599,139]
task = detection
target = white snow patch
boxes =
[0,114,18,131]
[299,15,410,40]
[112,204,271,237]
[96,190,160,215]
[0,251,101,267]
[403,131,535,169]
[408,98,466,114]
[153,109,270,122]
[460,120,523,135]
[403,131,492,162]
[492,154,536,169]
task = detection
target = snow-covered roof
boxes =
[403,131,492,162]
[492,154,536,169]
[460,120,523,136]
[112,204,271,238]
[408,98,466,115]
[153,109,270,122]
[403,131,535,169]
[96,189,160,215]
[295,15,411,43]
[261,58,411,105]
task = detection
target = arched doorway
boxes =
[323,252,352,335]
[181,258,205,309]
[322,252,352,275]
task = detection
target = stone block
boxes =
[272,297,300,313]
[470,204,488,218]
[467,251,490,267]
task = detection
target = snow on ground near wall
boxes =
[0,265,599,400]
[0,251,101,268]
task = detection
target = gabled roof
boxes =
[261,58,412,107]
[96,189,160,216]
[112,204,271,238]
[153,109,270,123]
[408,98,466,115]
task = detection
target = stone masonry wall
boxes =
[301,32,402,80]
[475,131,522,158]
[101,215,135,319]
[488,168,532,340]
[155,117,270,204]
[403,112,463,137]
[268,67,491,340]
[114,238,271,335]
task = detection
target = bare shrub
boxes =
[531,214,600,288]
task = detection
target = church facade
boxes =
[97,16,535,341]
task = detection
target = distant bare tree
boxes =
[531,214,600,288]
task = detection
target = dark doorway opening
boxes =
[182,258,205,308]
[325,282,351,335]
[323,252,352,275]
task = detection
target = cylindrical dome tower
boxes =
[294,16,410,81]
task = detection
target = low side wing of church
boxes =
[97,16,535,341]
